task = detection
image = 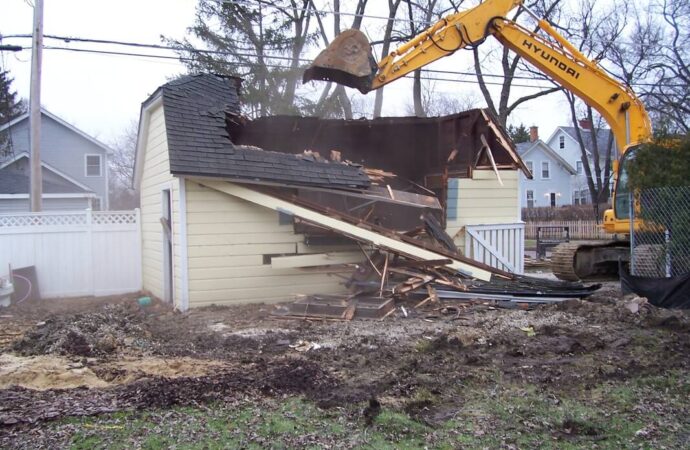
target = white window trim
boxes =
[576,161,583,174]
[526,189,534,208]
[84,154,103,177]
[559,135,565,149]
[541,161,550,179]
[525,160,533,174]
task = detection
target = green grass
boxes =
[49,373,688,449]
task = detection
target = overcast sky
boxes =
[0,0,575,146]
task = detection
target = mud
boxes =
[0,287,688,431]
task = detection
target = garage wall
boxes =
[183,180,351,308]
[446,169,521,250]
[138,103,182,306]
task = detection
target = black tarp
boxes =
[620,261,690,308]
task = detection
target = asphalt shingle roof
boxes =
[0,169,91,194]
[515,141,532,156]
[158,74,370,189]
[560,126,615,155]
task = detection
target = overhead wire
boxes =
[39,45,557,89]
[5,33,678,88]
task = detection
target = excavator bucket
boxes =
[303,29,378,94]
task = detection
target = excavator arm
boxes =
[304,0,651,151]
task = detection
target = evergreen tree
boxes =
[508,123,530,143]
[0,70,25,122]
[0,70,27,157]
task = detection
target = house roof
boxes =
[0,167,94,195]
[559,126,615,156]
[142,73,370,190]
[516,139,577,175]
[0,108,113,155]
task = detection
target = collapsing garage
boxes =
[134,73,594,312]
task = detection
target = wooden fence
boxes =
[0,209,142,298]
[524,220,614,240]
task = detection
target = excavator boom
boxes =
[304,0,655,279]
[304,0,650,151]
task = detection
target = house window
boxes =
[576,161,583,174]
[580,189,590,204]
[91,197,102,211]
[573,191,580,205]
[85,154,102,177]
[525,161,533,174]
[541,161,550,179]
[559,136,565,149]
[526,190,534,208]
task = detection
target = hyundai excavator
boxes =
[303,0,653,281]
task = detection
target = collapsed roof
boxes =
[136,73,529,193]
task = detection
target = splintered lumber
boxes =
[427,285,439,304]
[422,212,458,253]
[414,296,433,309]
[395,258,453,269]
[199,181,494,281]
[357,243,382,277]
[379,253,389,298]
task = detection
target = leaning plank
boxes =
[198,181,493,281]
[271,252,363,269]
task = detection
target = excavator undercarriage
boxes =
[551,241,630,281]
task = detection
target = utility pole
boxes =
[29,0,44,212]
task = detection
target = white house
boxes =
[544,124,617,205]
[517,124,617,208]
[517,127,576,208]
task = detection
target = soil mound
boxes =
[11,303,148,357]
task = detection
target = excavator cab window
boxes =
[613,146,639,220]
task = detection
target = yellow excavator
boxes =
[303,0,653,281]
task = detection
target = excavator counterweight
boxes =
[302,29,378,94]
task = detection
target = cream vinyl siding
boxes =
[184,181,351,307]
[446,169,520,250]
[139,104,183,306]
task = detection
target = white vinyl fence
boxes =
[464,222,525,274]
[524,220,614,240]
[0,209,142,298]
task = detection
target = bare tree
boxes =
[559,0,628,213]
[373,0,404,118]
[108,121,139,210]
[469,0,564,128]
[404,81,479,116]
[644,0,690,133]
[404,0,443,117]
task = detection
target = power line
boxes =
[219,0,439,26]
[4,34,685,88]
[39,45,560,89]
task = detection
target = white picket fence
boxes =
[524,220,614,240]
[0,209,142,298]
[464,222,525,274]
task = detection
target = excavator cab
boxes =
[303,29,378,94]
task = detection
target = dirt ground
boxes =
[0,283,688,448]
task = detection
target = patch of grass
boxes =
[41,370,690,449]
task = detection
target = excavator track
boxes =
[551,241,630,281]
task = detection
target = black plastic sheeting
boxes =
[620,261,690,309]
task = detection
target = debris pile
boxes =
[12,303,149,357]
[274,221,601,320]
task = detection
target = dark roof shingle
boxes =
[0,169,92,194]
[158,74,370,189]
